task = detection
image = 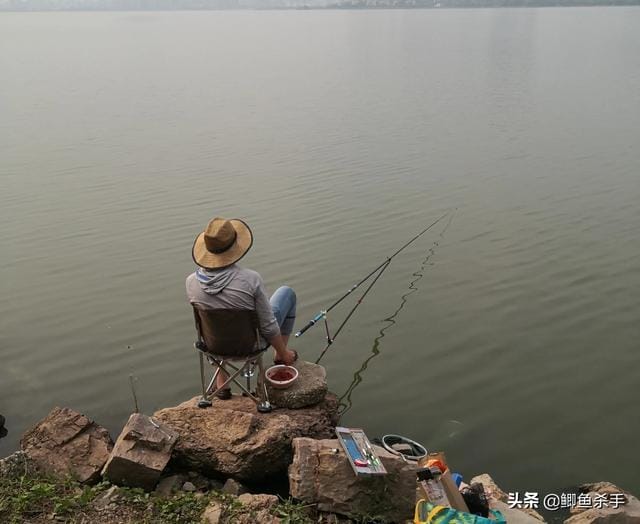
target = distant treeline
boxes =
[1,0,639,10]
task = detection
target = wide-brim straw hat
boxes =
[192,217,253,269]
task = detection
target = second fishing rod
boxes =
[294,210,453,362]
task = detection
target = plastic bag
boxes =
[414,499,506,524]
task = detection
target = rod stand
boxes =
[324,315,333,345]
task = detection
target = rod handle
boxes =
[294,311,325,338]
[294,321,315,338]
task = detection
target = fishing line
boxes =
[315,258,391,364]
[295,211,451,339]
[296,210,453,364]
[337,209,457,416]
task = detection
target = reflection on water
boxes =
[428,419,466,448]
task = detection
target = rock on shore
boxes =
[153,392,339,481]
[566,482,640,524]
[289,437,418,523]
[20,406,113,483]
[8,402,640,524]
[102,413,178,490]
[266,360,328,409]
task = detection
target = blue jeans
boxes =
[270,286,296,336]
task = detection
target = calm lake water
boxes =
[1,7,639,507]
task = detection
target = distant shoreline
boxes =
[2,3,640,10]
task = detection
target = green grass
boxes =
[0,472,318,524]
[156,492,211,523]
[273,497,316,523]
[0,474,101,523]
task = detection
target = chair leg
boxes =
[198,352,212,408]
[225,361,259,403]
[213,362,244,392]
[256,354,272,413]
[197,352,272,413]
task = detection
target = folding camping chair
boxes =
[191,303,272,413]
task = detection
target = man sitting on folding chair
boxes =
[186,216,299,402]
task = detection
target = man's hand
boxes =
[269,334,297,364]
[277,348,297,365]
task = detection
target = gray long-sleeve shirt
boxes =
[185,264,280,340]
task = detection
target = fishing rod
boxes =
[314,258,391,364]
[337,209,457,415]
[293,210,452,361]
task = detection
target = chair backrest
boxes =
[191,303,260,358]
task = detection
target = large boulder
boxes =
[470,473,546,523]
[266,360,328,409]
[153,392,338,481]
[20,406,113,483]
[565,482,640,524]
[288,437,417,523]
[102,413,178,491]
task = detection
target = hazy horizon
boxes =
[2,0,640,10]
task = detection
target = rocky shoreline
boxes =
[1,364,638,523]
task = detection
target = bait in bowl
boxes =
[265,365,299,389]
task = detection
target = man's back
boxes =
[187,216,298,369]
[186,264,279,340]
